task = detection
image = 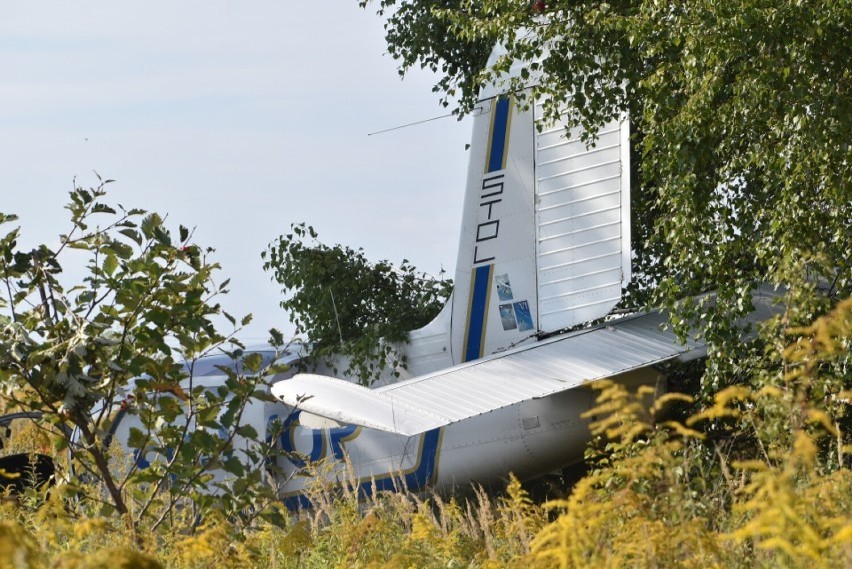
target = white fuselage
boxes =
[259,365,661,509]
[113,45,639,507]
[264,384,593,509]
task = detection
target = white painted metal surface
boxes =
[447,95,539,364]
[409,91,631,368]
[535,105,631,333]
[273,289,783,438]
[274,308,696,437]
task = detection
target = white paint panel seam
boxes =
[536,124,621,143]
[540,251,621,271]
[538,234,621,255]
[537,142,621,166]
[540,266,621,286]
[537,174,621,196]
[539,296,621,315]
[537,158,621,182]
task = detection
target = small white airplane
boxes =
[0,46,776,505]
[260,49,778,509]
[263,68,641,508]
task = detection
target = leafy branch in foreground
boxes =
[263,223,452,384]
[365,0,850,393]
[0,180,286,535]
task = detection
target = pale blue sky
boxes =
[1,1,471,341]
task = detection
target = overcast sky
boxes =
[1,1,471,342]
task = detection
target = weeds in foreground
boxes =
[0,300,849,568]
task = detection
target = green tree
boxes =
[263,223,452,384]
[364,0,850,390]
[366,0,497,110]
[0,180,286,535]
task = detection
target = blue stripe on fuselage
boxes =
[365,428,441,494]
[282,427,442,511]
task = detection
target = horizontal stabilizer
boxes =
[272,291,781,437]
[272,310,693,437]
[271,374,448,435]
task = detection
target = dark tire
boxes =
[0,453,55,494]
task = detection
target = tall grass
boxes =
[1,299,849,568]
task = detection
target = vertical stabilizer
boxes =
[407,52,631,373]
[450,96,539,363]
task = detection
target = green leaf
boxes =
[197,405,220,427]
[118,228,142,246]
[236,424,258,440]
[102,253,118,276]
[91,203,116,215]
[222,456,245,477]
[243,352,263,373]
[268,328,284,347]
[140,213,164,240]
[127,427,148,450]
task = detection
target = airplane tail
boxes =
[407,54,631,372]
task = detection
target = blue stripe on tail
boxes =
[487,97,511,173]
[464,264,493,362]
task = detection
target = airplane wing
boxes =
[271,293,780,437]
[271,310,695,436]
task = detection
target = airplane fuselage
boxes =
[268,386,594,509]
[263,364,663,509]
